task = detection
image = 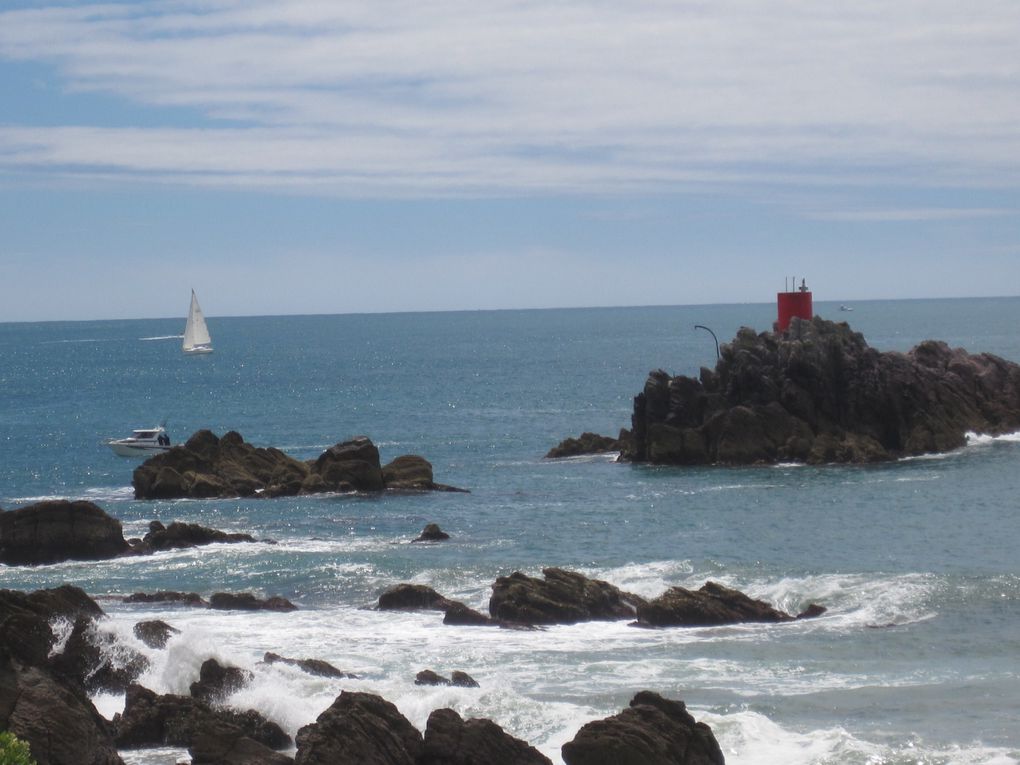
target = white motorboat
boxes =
[183,289,213,355]
[106,426,173,458]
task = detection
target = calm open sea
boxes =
[2,298,1019,764]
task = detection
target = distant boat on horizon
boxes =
[840,304,853,312]
[182,289,213,355]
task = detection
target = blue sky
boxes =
[1,1,1018,322]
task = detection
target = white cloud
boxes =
[1,0,1019,195]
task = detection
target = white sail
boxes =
[182,289,213,354]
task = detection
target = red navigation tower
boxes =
[776,278,813,332]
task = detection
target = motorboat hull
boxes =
[108,441,172,458]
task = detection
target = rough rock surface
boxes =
[114,683,291,751]
[545,430,631,459]
[623,317,1020,465]
[137,520,256,552]
[488,568,646,626]
[133,431,466,499]
[635,581,825,628]
[189,658,254,703]
[0,500,130,565]
[0,586,124,765]
[294,691,423,765]
[377,584,460,613]
[561,691,725,765]
[420,707,552,765]
[263,652,357,679]
[123,591,206,606]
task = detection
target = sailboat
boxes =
[182,289,213,355]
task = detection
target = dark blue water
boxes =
[2,298,1019,764]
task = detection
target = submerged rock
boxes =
[133,432,467,499]
[621,317,1020,465]
[561,690,724,765]
[412,523,451,542]
[263,652,357,679]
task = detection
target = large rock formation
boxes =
[133,431,465,499]
[635,581,825,628]
[0,500,130,565]
[294,691,423,765]
[0,501,260,567]
[419,707,551,765]
[623,317,1020,465]
[0,586,124,765]
[561,691,724,765]
[488,568,646,626]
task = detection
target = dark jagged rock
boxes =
[634,581,825,628]
[190,658,254,703]
[561,691,724,765]
[133,432,465,499]
[0,500,130,565]
[377,584,458,612]
[415,669,449,686]
[442,602,495,626]
[0,586,124,765]
[133,620,180,649]
[623,316,1020,465]
[137,520,256,552]
[545,430,631,459]
[413,523,450,542]
[450,671,480,688]
[123,590,206,606]
[190,731,295,765]
[209,592,298,612]
[488,568,646,626]
[420,707,551,765]
[263,652,357,679]
[51,615,149,694]
[114,683,290,751]
[294,690,423,765]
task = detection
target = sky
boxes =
[1,0,1018,322]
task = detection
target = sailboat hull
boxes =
[183,345,214,355]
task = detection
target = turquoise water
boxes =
[2,298,1019,764]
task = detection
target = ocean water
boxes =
[1,298,1019,765]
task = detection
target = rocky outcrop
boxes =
[133,620,180,649]
[123,591,206,606]
[189,659,253,703]
[114,683,291,752]
[377,584,460,613]
[624,317,1020,465]
[209,592,298,612]
[412,523,450,542]
[263,652,357,679]
[634,581,825,628]
[414,669,479,688]
[294,691,423,765]
[545,430,631,459]
[488,568,646,626]
[0,586,124,765]
[420,707,551,765]
[561,691,724,765]
[0,500,130,565]
[136,520,256,552]
[133,432,466,499]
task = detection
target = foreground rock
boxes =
[623,317,1020,465]
[0,500,130,565]
[114,683,291,751]
[421,707,551,765]
[0,586,124,765]
[133,431,466,499]
[635,581,825,628]
[294,691,423,765]
[488,568,646,625]
[562,691,724,765]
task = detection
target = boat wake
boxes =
[139,335,184,341]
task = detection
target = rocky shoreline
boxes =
[549,317,1020,465]
[132,431,467,499]
[0,581,740,764]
